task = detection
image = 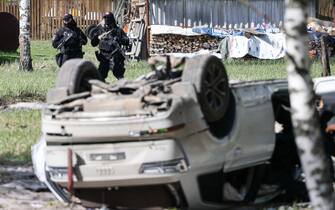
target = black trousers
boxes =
[56,52,84,67]
[98,52,125,80]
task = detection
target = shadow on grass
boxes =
[0,51,19,65]
[0,152,31,166]
[0,93,45,106]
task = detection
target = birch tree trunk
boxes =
[284,1,335,209]
[19,0,33,71]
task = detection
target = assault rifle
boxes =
[57,32,73,49]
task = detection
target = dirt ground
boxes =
[0,165,313,210]
[0,104,80,209]
[0,165,85,210]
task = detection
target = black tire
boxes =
[182,55,230,123]
[56,59,101,94]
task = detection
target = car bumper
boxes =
[45,139,188,188]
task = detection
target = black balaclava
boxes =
[63,13,77,28]
[102,12,116,30]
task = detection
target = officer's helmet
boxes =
[63,13,77,28]
[63,14,74,24]
[103,12,116,28]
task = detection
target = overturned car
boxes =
[33,55,335,209]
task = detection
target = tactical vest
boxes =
[62,27,82,53]
[98,28,120,53]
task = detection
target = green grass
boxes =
[224,58,335,81]
[0,110,41,164]
[0,40,150,104]
[0,40,334,105]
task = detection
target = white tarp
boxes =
[150,25,200,36]
[228,33,286,59]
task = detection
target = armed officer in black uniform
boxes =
[91,12,129,80]
[52,14,87,67]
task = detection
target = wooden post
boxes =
[145,0,150,58]
[320,35,331,77]
[285,0,335,209]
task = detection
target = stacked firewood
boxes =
[149,34,223,55]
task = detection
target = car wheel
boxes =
[182,55,230,123]
[56,59,101,95]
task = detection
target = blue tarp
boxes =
[192,26,280,37]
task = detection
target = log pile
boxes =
[149,34,223,55]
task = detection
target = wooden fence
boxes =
[0,0,116,40]
[318,0,334,20]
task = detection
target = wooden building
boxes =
[1,0,335,40]
[150,0,334,27]
[0,0,117,40]
[318,0,335,20]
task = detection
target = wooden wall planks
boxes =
[0,0,115,40]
